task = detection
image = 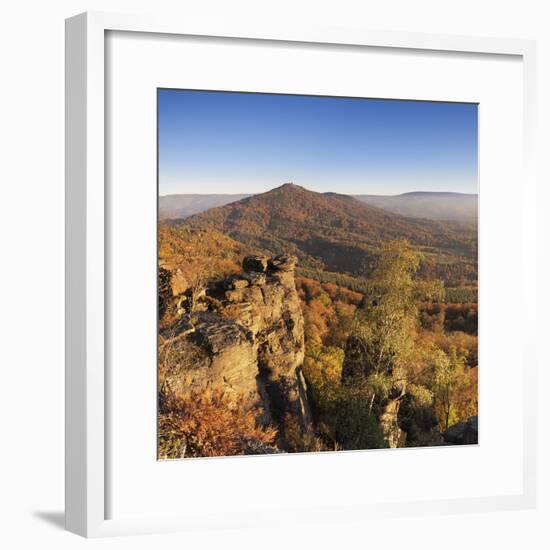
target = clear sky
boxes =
[158,89,478,196]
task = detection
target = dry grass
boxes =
[158,390,278,459]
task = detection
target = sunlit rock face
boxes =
[160,254,312,447]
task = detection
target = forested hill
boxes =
[180,183,477,278]
[160,189,478,222]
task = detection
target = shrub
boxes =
[158,390,277,459]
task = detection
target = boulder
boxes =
[226,275,250,290]
[158,264,188,296]
[443,416,478,445]
[268,254,297,272]
[241,438,285,455]
[170,314,195,336]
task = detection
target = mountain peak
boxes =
[259,182,313,199]
[181,182,477,275]
[273,182,305,192]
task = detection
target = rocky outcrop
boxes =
[160,254,312,448]
[443,416,478,445]
[241,438,285,455]
[379,398,406,448]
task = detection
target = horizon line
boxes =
[159,188,479,198]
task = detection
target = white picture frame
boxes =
[65,11,537,537]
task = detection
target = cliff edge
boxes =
[159,254,312,449]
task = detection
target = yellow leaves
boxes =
[414,279,445,303]
[370,239,421,284]
[304,345,344,384]
[430,345,476,430]
[303,345,345,410]
[407,383,434,408]
[158,224,257,286]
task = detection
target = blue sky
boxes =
[158,89,478,196]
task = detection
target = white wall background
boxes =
[0,1,547,548]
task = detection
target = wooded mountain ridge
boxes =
[175,183,477,285]
[160,188,477,222]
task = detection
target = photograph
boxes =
[2,1,541,544]
[157,89,479,459]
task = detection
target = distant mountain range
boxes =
[355,191,477,221]
[159,194,251,220]
[160,189,477,222]
[176,183,477,277]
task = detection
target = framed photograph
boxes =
[66,11,537,537]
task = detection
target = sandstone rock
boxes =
[226,275,250,290]
[161,254,313,448]
[175,295,189,316]
[225,285,264,305]
[258,284,284,321]
[243,255,268,273]
[169,268,188,296]
[158,264,188,297]
[268,254,297,272]
[443,416,478,445]
[190,312,253,354]
[222,302,262,334]
[158,266,185,318]
[247,272,267,286]
[170,314,195,337]
[224,288,246,303]
[241,438,285,455]
[160,311,260,410]
[379,398,406,448]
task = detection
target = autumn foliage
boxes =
[158,185,478,454]
[158,390,277,459]
[301,240,477,449]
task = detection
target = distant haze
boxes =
[159,194,251,219]
[355,192,477,221]
[160,189,478,222]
